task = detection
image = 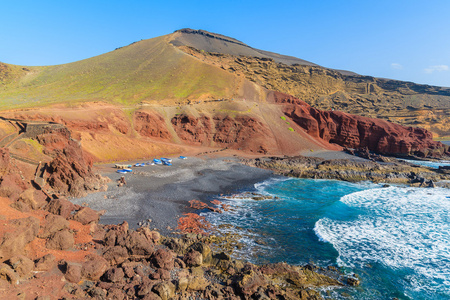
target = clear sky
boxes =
[2,0,450,87]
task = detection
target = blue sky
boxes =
[2,0,450,87]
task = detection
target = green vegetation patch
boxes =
[280,116,286,121]
[23,138,45,153]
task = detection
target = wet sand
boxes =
[71,156,273,235]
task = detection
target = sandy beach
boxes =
[71,156,274,235]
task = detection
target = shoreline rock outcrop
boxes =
[243,155,450,186]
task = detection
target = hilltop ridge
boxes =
[0,28,448,162]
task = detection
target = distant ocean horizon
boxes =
[204,160,450,299]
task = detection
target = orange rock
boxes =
[177,213,211,235]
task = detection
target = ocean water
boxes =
[399,158,450,169]
[203,177,450,299]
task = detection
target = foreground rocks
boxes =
[0,212,353,299]
[56,225,348,300]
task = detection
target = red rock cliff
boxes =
[270,91,448,157]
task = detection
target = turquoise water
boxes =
[204,178,450,299]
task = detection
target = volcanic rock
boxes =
[0,263,18,285]
[183,249,203,267]
[237,270,268,297]
[44,197,75,219]
[187,275,209,291]
[120,231,154,256]
[281,93,448,157]
[64,262,82,283]
[134,111,171,139]
[46,229,74,250]
[34,254,56,271]
[188,242,213,264]
[152,281,175,300]
[150,248,174,270]
[7,256,33,279]
[15,188,47,211]
[102,246,128,265]
[171,114,213,145]
[81,254,109,281]
[102,267,125,283]
[0,217,40,261]
[39,213,70,238]
[72,207,100,225]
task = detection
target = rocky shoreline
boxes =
[1,123,448,299]
[0,142,360,299]
[0,196,355,300]
[242,154,450,187]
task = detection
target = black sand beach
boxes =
[71,156,273,235]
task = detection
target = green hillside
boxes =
[0,34,238,110]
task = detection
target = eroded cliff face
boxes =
[171,114,213,145]
[171,114,275,154]
[270,91,449,157]
[0,124,108,199]
[179,46,450,137]
[2,93,447,161]
[134,111,171,139]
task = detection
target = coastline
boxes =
[72,150,450,235]
[72,156,274,235]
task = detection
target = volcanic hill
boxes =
[0,28,448,163]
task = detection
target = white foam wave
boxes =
[315,187,450,296]
[400,159,450,169]
[254,177,292,194]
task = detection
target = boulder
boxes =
[87,286,107,299]
[137,227,160,243]
[103,229,117,247]
[150,248,174,270]
[9,201,30,213]
[150,231,161,243]
[150,268,170,280]
[102,246,128,265]
[141,292,161,300]
[177,277,188,292]
[44,197,75,219]
[237,270,268,296]
[0,217,40,261]
[16,188,47,211]
[152,282,175,300]
[107,288,127,300]
[7,255,33,278]
[347,276,360,286]
[34,254,56,271]
[183,249,203,267]
[102,267,125,283]
[46,229,74,250]
[260,263,307,287]
[121,231,154,256]
[136,278,155,297]
[72,207,99,225]
[188,242,212,264]
[39,213,70,238]
[0,263,18,285]
[81,254,109,281]
[64,262,82,283]
[187,275,209,291]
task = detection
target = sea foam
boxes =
[314,187,450,297]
